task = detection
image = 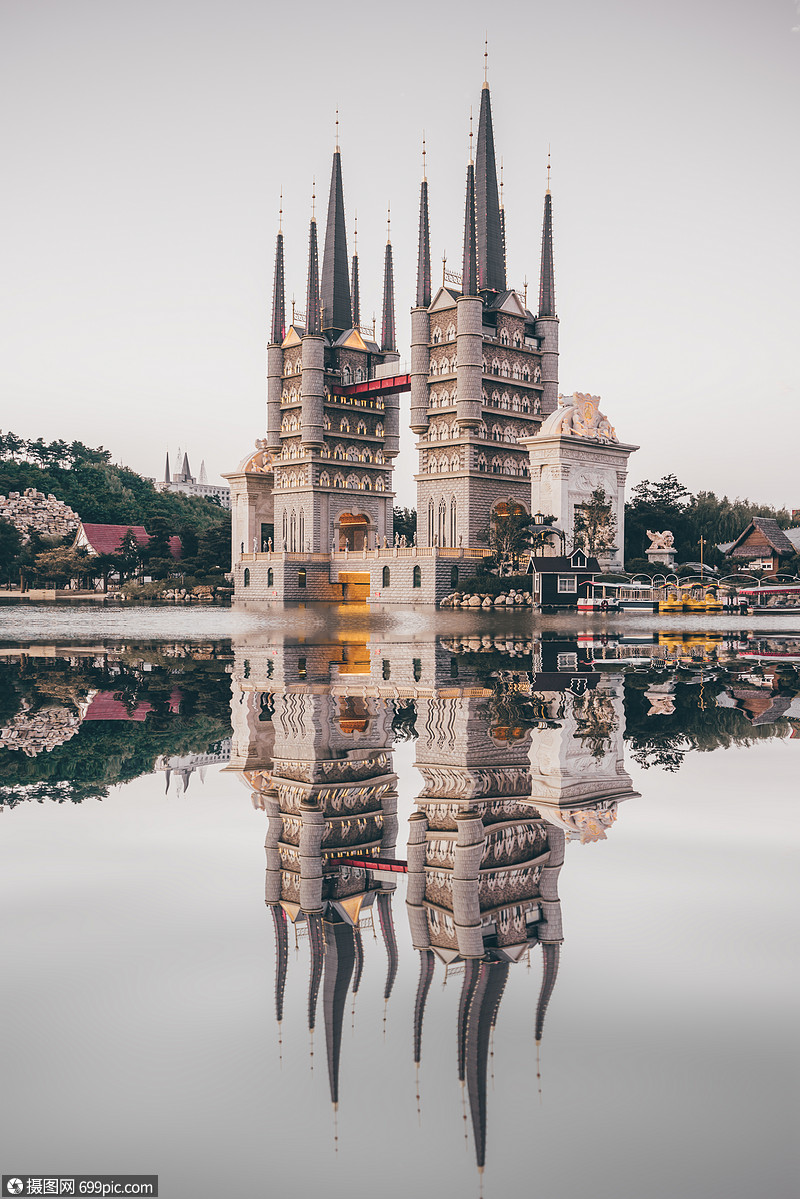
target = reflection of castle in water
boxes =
[230,632,638,1169]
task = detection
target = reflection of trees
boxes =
[572,690,617,760]
[623,673,793,772]
[0,649,233,807]
[390,698,418,742]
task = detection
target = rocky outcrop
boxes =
[0,488,80,542]
[439,589,533,609]
[0,700,84,756]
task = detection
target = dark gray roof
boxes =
[728,517,795,557]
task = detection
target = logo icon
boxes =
[7,1181,24,1196]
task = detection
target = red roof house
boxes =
[73,523,182,559]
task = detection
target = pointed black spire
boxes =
[465,960,509,1172]
[181,451,191,481]
[163,450,170,485]
[499,158,507,277]
[307,912,325,1031]
[538,185,556,319]
[416,141,431,308]
[381,213,396,352]
[475,84,506,292]
[306,205,321,336]
[321,146,351,336]
[350,215,360,328]
[271,217,286,344]
[462,160,478,297]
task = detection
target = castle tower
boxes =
[265,146,397,557]
[413,80,557,549]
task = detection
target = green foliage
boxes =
[32,547,92,587]
[480,500,541,571]
[0,517,22,583]
[625,474,792,565]
[393,507,417,542]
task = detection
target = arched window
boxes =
[362,476,371,490]
[346,447,357,461]
[298,568,306,588]
[290,511,297,551]
[492,358,500,375]
[340,418,350,432]
[428,498,434,545]
[450,496,457,546]
[355,368,363,382]
[334,445,345,460]
[343,365,352,383]
[382,566,390,587]
[446,322,456,340]
[438,498,447,546]
[432,327,442,344]
[375,422,384,437]
[512,363,520,380]
[492,390,500,406]
[534,365,542,383]
[501,393,510,410]
[533,396,541,414]
[282,512,287,546]
[346,473,359,489]
[375,449,384,464]
[492,424,502,440]
[501,361,510,378]
[513,331,522,348]
[477,453,488,472]
[382,659,391,680]
[299,511,304,550]
[522,365,530,381]
[321,446,330,459]
[243,568,250,587]
[512,395,521,411]
[450,564,459,588]
[413,565,421,589]
[375,476,385,491]
[267,568,273,587]
[357,420,367,435]
[500,328,509,345]
[482,358,487,373]
[323,415,331,430]
[334,473,345,488]
[450,452,459,472]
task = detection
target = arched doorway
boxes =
[336,512,371,551]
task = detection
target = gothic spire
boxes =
[271,201,286,343]
[381,211,396,352]
[321,145,351,336]
[416,139,431,307]
[305,195,321,335]
[475,83,506,292]
[163,450,170,485]
[461,157,478,297]
[499,158,507,278]
[350,214,360,328]
[538,182,556,319]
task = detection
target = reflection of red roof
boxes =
[77,524,182,559]
[84,692,153,722]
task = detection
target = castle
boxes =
[226,73,636,604]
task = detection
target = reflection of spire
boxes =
[352,924,364,994]
[323,921,356,1106]
[270,904,289,1025]
[307,913,325,1032]
[535,942,561,1042]
[377,892,398,1001]
[465,960,510,1172]
[413,949,435,1064]
[457,958,482,1083]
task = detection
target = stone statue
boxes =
[458,534,463,547]
[543,394,618,443]
[394,532,400,547]
[646,530,674,551]
[413,532,418,547]
[252,536,258,554]
[267,537,272,553]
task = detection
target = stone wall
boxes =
[0,489,80,543]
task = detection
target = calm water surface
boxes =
[1,609,798,1199]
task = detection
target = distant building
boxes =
[725,517,796,576]
[156,450,231,509]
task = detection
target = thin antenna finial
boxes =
[422,131,426,181]
[469,107,474,163]
[311,177,316,220]
[387,203,391,244]
[279,188,283,233]
[484,34,489,86]
[546,145,551,194]
[442,251,447,285]
[335,108,339,151]
[353,210,358,253]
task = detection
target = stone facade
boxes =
[0,488,80,543]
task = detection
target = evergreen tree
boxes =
[573,487,617,556]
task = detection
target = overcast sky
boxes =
[1,0,798,509]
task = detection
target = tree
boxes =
[32,547,92,588]
[481,501,537,572]
[0,517,22,585]
[114,529,142,582]
[393,507,417,542]
[573,487,617,556]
